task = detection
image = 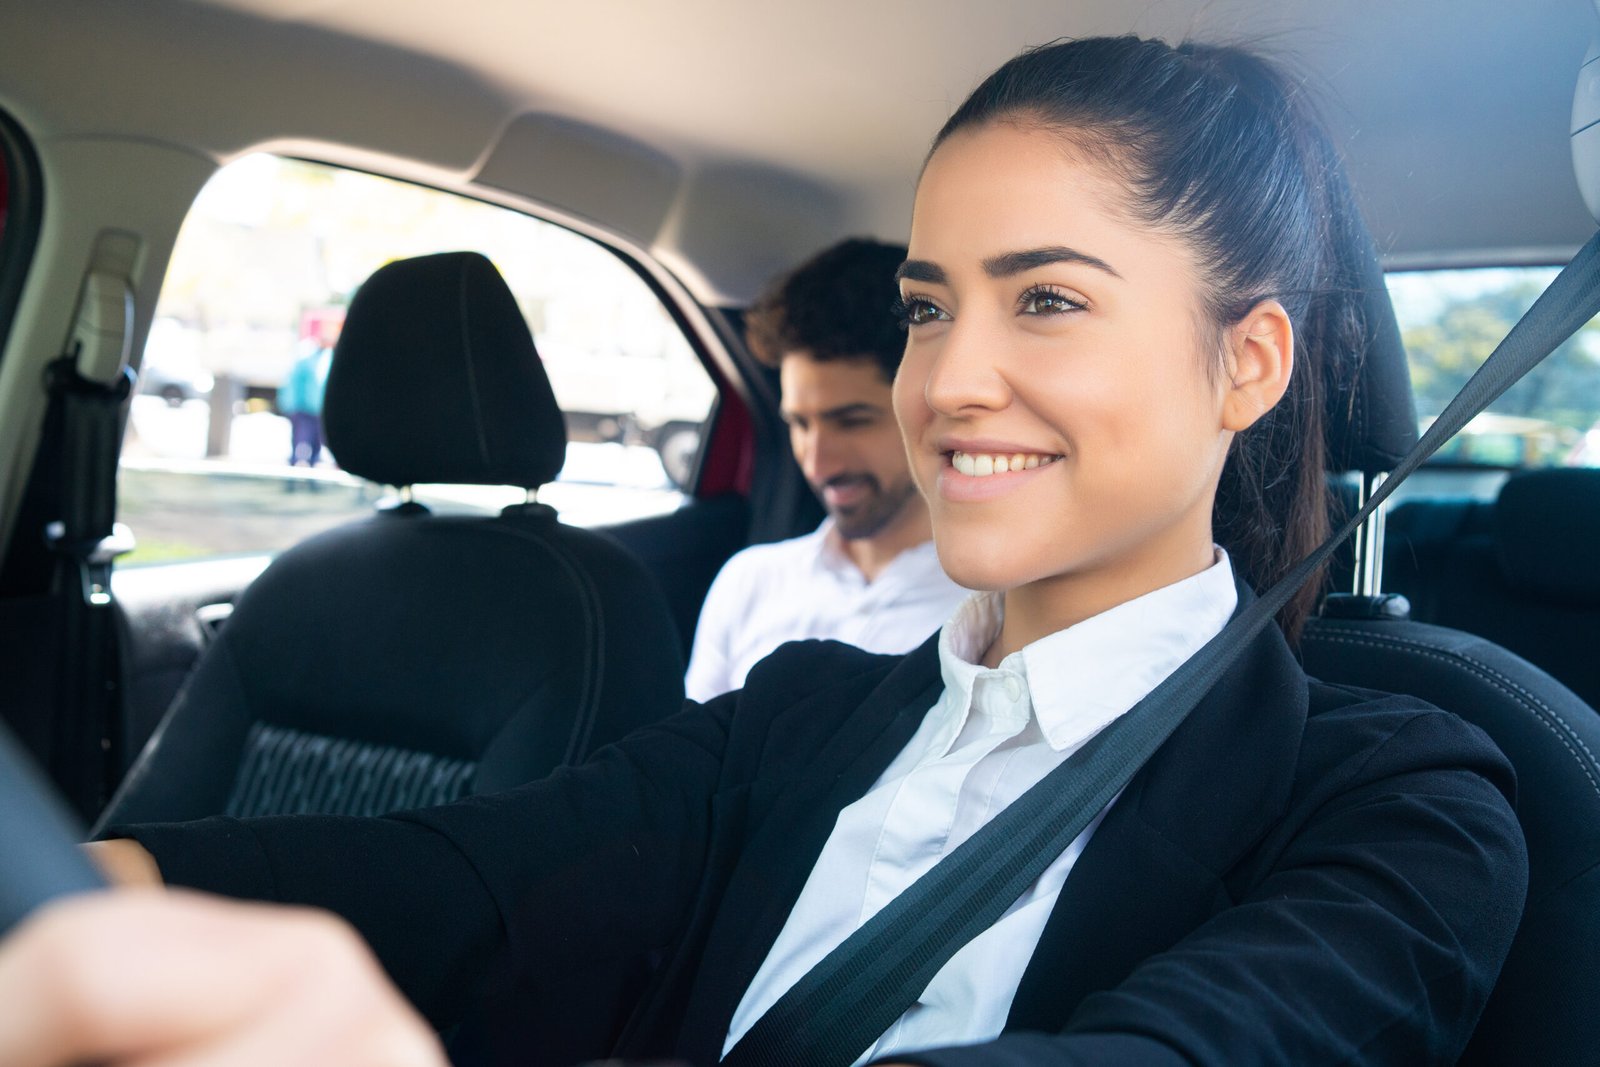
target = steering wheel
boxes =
[0,722,107,936]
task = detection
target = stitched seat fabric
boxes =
[226,722,476,818]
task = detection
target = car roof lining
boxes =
[0,0,1595,303]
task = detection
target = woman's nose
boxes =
[921,320,1011,417]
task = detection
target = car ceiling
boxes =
[0,0,1597,304]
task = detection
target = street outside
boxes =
[119,396,685,565]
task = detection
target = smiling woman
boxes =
[895,37,1358,648]
[77,34,1533,1067]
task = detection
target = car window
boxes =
[1388,267,1600,471]
[120,154,717,566]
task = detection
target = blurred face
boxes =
[780,353,919,540]
[893,122,1287,621]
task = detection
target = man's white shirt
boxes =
[684,519,968,702]
[722,551,1239,1065]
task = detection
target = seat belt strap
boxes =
[720,227,1600,1067]
[42,355,135,820]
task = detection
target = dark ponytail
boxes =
[933,36,1367,638]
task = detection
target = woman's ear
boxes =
[1221,299,1294,432]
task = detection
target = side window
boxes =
[1389,267,1600,474]
[121,155,717,565]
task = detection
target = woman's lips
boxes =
[936,448,1064,502]
[949,449,1062,476]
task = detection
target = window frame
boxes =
[117,152,742,564]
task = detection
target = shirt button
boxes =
[1003,674,1023,702]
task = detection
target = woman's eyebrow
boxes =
[896,259,945,284]
[895,247,1122,285]
[983,246,1122,279]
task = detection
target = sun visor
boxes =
[474,113,682,245]
[653,161,854,305]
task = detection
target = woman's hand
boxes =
[0,889,446,1067]
[83,838,163,887]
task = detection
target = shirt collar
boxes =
[813,518,854,576]
[814,518,944,587]
[933,550,1238,753]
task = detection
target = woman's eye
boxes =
[894,295,947,328]
[1020,287,1086,316]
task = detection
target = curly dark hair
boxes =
[745,237,908,381]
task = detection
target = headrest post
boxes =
[399,485,415,505]
[1352,471,1390,597]
[525,487,538,505]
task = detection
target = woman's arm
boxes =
[84,838,162,887]
[106,691,744,1028]
[890,708,1528,1067]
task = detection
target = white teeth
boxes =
[950,451,1059,477]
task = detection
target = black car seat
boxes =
[1300,223,1600,1063]
[1383,468,1600,708]
[93,251,687,829]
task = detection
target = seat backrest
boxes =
[1301,617,1600,1064]
[1384,469,1600,707]
[1306,191,1600,1059]
[96,252,686,828]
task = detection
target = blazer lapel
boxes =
[1008,615,1310,1032]
[669,637,945,1065]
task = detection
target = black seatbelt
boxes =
[42,354,135,821]
[721,228,1600,1067]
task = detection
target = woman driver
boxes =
[74,35,1525,1067]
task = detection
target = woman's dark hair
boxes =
[745,237,909,381]
[934,35,1369,639]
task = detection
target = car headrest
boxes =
[1321,211,1420,475]
[323,252,567,489]
[1495,468,1600,603]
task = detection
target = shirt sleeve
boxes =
[684,549,753,702]
[114,692,743,1030]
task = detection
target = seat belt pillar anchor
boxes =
[44,522,136,608]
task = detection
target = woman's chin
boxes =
[933,547,1035,594]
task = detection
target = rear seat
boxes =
[1383,468,1600,708]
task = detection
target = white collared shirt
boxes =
[684,519,969,702]
[723,551,1239,1064]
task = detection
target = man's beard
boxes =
[819,472,920,541]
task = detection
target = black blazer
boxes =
[128,620,1527,1067]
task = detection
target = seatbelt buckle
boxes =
[44,521,136,607]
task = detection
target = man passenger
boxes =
[685,238,967,701]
